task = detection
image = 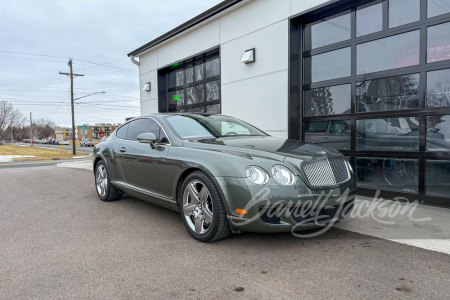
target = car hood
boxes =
[183,136,344,169]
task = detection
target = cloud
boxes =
[0,0,220,126]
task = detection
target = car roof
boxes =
[134,112,227,119]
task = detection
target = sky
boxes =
[0,0,220,127]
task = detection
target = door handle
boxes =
[119,147,126,153]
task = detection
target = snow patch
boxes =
[0,155,36,162]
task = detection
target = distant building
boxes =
[76,123,121,140]
[54,126,73,140]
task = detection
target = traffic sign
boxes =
[78,126,90,129]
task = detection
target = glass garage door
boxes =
[300,0,450,206]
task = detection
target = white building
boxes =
[128,0,450,207]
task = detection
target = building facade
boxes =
[128,0,450,207]
[54,126,73,140]
[76,124,120,140]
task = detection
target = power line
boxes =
[73,57,128,72]
[76,84,139,90]
[47,93,71,117]
[0,50,68,59]
[0,84,138,90]
[0,50,136,74]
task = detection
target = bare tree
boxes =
[0,101,25,143]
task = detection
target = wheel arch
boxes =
[174,167,230,215]
[93,155,105,173]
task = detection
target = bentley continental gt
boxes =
[93,113,356,242]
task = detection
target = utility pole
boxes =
[30,112,33,147]
[60,59,84,155]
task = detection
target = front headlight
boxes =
[346,159,354,173]
[271,165,296,186]
[246,166,269,185]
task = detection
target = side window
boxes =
[116,124,129,139]
[159,127,169,144]
[126,118,161,141]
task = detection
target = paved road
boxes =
[1,166,450,299]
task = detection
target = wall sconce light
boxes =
[142,82,151,91]
[241,48,255,64]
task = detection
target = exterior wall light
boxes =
[241,48,255,64]
[142,82,151,91]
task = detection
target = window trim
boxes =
[158,47,221,114]
[115,117,172,146]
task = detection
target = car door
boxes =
[118,118,170,198]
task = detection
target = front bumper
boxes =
[215,175,356,233]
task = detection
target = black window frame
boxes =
[157,47,221,114]
[115,117,170,144]
[289,0,450,207]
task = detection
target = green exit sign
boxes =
[173,95,179,101]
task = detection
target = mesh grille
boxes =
[302,157,350,187]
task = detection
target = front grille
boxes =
[289,200,354,224]
[302,157,350,187]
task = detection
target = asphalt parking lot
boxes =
[1,166,450,299]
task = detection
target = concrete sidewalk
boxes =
[335,196,450,255]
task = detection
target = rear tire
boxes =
[180,171,231,242]
[95,160,123,202]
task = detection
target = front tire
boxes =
[95,160,123,202]
[180,171,231,242]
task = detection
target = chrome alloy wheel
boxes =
[96,164,108,197]
[183,180,214,234]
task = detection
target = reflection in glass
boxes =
[427,68,450,107]
[357,1,382,37]
[186,84,204,105]
[206,80,220,101]
[304,12,351,50]
[356,117,419,151]
[389,0,420,28]
[427,22,450,63]
[168,70,184,88]
[357,30,420,75]
[304,120,351,150]
[185,67,194,84]
[305,47,351,84]
[206,104,220,114]
[206,58,220,78]
[186,106,205,113]
[195,63,204,81]
[357,158,419,193]
[304,84,351,117]
[168,90,184,110]
[356,74,420,112]
[428,0,450,18]
[426,160,450,197]
[427,115,450,151]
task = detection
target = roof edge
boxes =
[127,0,243,57]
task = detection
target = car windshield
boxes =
[166,114,267,139]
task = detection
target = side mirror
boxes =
[137,132,158,149]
